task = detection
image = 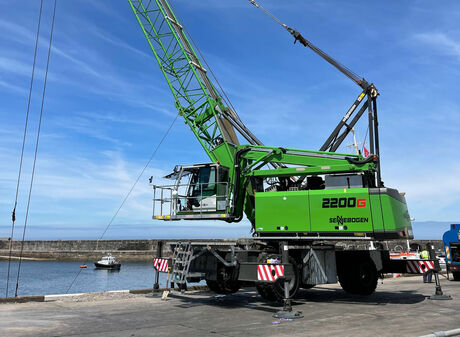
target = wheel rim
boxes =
[359,263,373,286]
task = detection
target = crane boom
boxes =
[129,0,265,168]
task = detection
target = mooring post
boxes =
[153,240,163,292]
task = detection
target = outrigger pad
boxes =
[429,294,452,301]
[273,310,304,319]
[144,291,162,298]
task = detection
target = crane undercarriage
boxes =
[165,239,428,301]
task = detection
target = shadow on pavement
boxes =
[168,289,281,314]
[294,287,426,305]
[165,285,426,314]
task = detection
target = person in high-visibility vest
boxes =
[421,248,433,283]
[420,250,429,259]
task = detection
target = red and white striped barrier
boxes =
[406,260,435,274]
[153,258,169,272]
[257,264,284,282]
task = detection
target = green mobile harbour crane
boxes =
[129,0,431,301]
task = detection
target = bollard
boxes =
[146,241,164,298]
[153,241,163,291]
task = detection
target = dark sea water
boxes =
[0,260,172,298]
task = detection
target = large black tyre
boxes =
[205,265,241,295]
[221,279,240,293]
[256,257,300,302]
[206,279,240,294]
[453,272,460,281]
[354,259,378,295]
[256,283,277,301]
[338,269,354,294]
[206,279,225,294]
[339,258,378,296]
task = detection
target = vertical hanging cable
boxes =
[5,0,44,299]
[14,0,58,298]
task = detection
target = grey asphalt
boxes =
[0,276,459,337]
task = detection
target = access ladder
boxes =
[170,242,195,292]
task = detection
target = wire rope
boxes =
[249,0,364,87]
[249,0,286,29]
[5,0,44,299]
[14,0,57,298]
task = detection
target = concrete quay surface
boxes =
[0,277,458,337]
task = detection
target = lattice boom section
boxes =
[129,0,226,155]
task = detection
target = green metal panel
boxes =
[379,193,412,235]
[309,188,373,233]
[255,191,310,232]
[369,193,385,232]
[211,143,236,170]
[254,187,413,238]
[255,188,379,235]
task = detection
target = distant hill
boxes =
[1,221,456,240]
[411,221,457,240]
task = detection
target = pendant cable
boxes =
[13,0,58,298]
[5,0,44,299]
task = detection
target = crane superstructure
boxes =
[129,0,431,303]
[130,0,411,240]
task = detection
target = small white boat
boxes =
[94,253,121,270]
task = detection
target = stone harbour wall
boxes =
[0,239,444,262]
[0,239,232,261]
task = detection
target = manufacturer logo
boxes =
[329,216,369,225]
[322,197,366,208]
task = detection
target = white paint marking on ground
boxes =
[44,289,130,301]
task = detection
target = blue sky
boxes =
[0,0,459,241]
